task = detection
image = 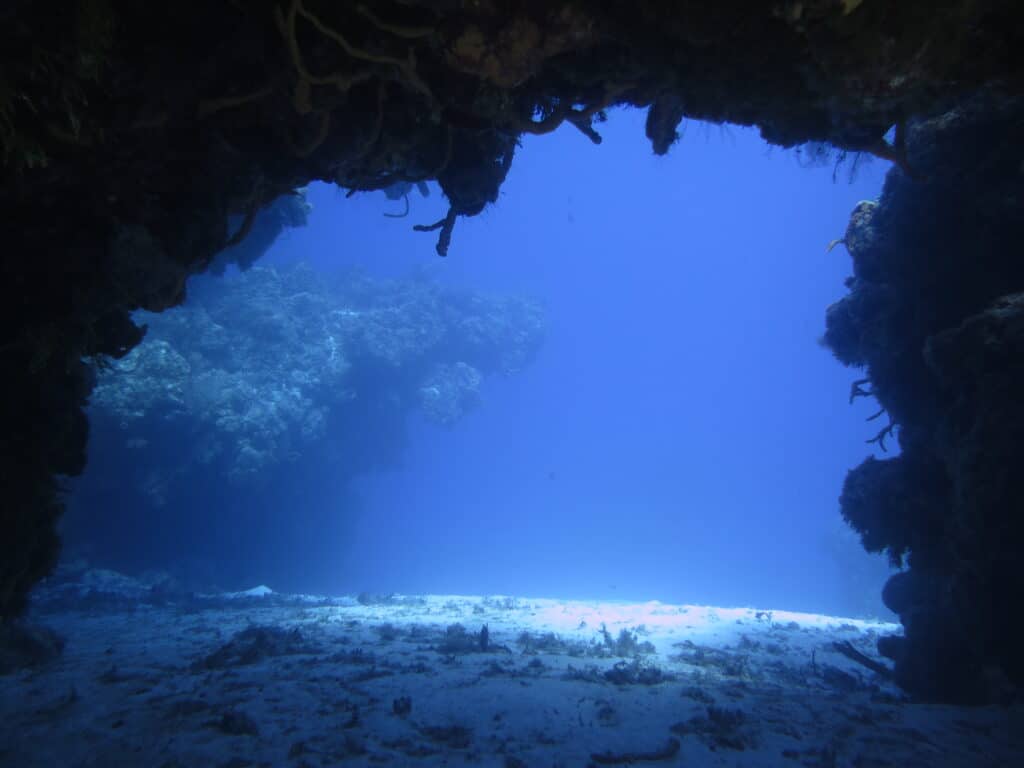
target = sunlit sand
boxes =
[2,575,1018,767]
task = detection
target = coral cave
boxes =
[1,0,1023,706]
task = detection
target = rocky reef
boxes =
[65,263,543,579]
[1,1,1023,703]
[825,93,1024,703]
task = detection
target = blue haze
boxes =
[256,108,892,616]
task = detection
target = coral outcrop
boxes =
[826,94,1024,702]
[66,263,543,576]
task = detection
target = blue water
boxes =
[245,107,893,616]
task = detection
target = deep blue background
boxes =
[257,108,895,617]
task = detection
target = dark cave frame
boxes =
[1,0,1022,704]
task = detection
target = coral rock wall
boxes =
[826,95,1024,702]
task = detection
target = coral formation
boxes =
[64,263,544,575]
[825,93,1024,702]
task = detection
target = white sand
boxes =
[2,587,1021,767]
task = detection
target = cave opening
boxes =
[61,107,895,620]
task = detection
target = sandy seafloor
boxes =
[2,575,1022,767]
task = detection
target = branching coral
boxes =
[513,85,631,145]
[866,420,896,452]
[413,206,458,256]
[848,377,874,403]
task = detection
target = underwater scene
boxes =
[2,107,1022,767]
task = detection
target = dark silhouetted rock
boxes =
[826,94,1024,703]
